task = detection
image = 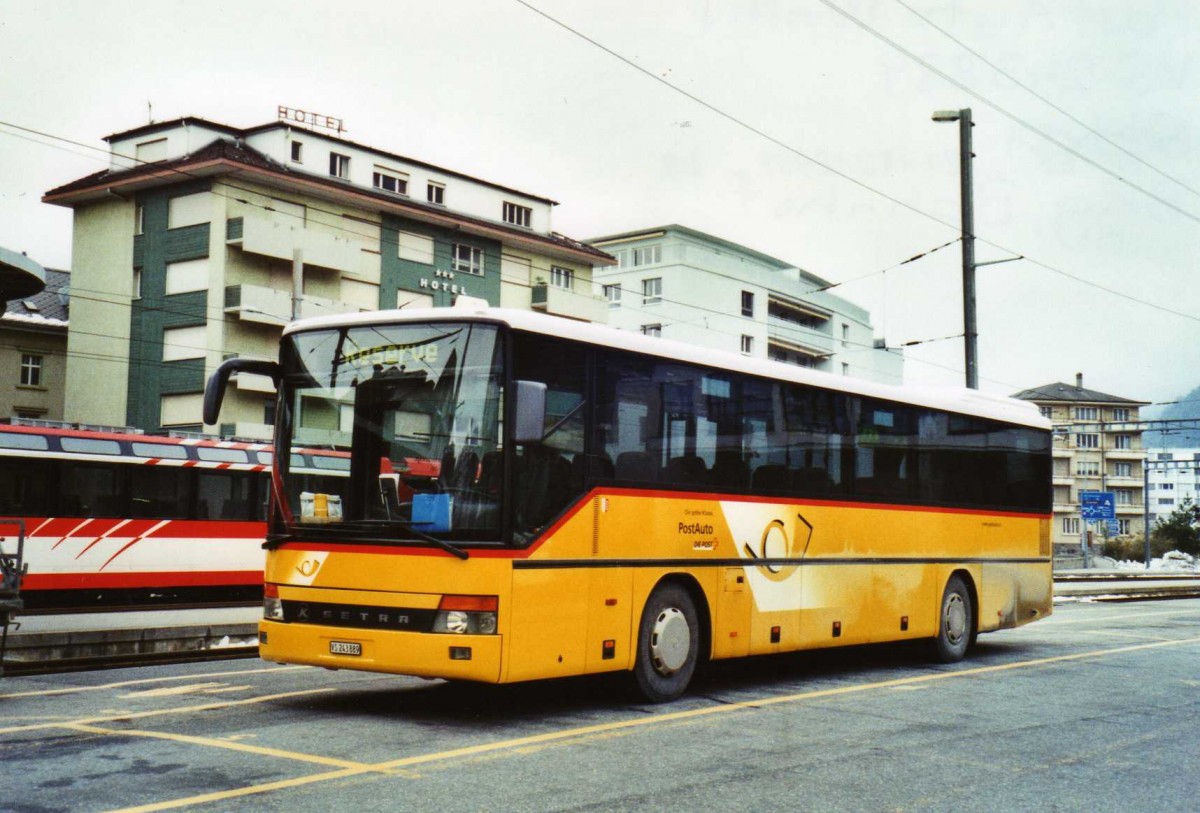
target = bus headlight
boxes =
[432,595,498,634]
[264,583,284,621]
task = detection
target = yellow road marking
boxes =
[107,634,1200,813]
[121,683,228,698]
[0,665,308,700]
[0,688,336,736]
[65,723,368,769]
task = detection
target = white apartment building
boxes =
[587,225,903,384]
[1146,448,1200,525]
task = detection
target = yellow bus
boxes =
[206,303,1052,702]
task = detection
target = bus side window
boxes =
[512,333,587,535]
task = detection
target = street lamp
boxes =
[932,108,977,390]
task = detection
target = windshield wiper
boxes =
[285,519,469,560]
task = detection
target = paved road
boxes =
[3,599,1199,812]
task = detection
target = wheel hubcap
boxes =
[944,593,967,646]
[650,607,690,675]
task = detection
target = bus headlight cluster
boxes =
[263,583,284,621]
[432,595,498,634]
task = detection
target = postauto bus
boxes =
[205,302,1052,702]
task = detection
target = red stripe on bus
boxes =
[20,571,263,590]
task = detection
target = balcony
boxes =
[767,316,834,359]
[227,214,377,277]
[225,284,361,327]
[530,283,609,323]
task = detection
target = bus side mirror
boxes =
[513,380,547,444]
[204,358,281,426]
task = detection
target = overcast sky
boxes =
[2,1,1197,404]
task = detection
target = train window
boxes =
[196,471,257,520]
[61,464,125,517]
[131,442,189,460]
[0,432,49,451]
[311,455,351,471]
[61,437,122,456]
[255,451,274,465]
[0,457,49,515]
[197,447,250,464]
[130,466,190,518]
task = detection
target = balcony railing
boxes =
[227,214,378,277]
[530,283,608,323]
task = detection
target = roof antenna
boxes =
[147,101,153,124]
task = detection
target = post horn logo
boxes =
[296,559,322,578]
[742,514,814,582]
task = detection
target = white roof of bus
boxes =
[284,305,1049,430]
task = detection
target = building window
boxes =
[740,335,753,354]
[841,323,850,347]
[329,152,350,179]
[1117,519,1130,535]
[1076,433,1099,449]
[427,182,445,205]
[134,203,144,235]
[1062,517,1080,535]
[550,266,573,290]
[1076,461,1100,476]
[452,244,483,276]
[604,284,622,308]
[503,202,532,228]
[290,141,303,163]
[632,245,661,266]
[1112,408,1130,421]
[1039,406,1053,418]
[1159,498,1175,506]
[1161,482,1175,490]
[842,362,850,376]
[19,354,42,387]
[1073,407,1098,420]
[264,399,277,426]
[741,291,754,317]
[642,277,662,305]
[1114,462,1133,477]
[1114,434,1132,450]
[1115,488,1134,505]
[373,167,408,195]
[132,268,142,299]
[641,324,662,338]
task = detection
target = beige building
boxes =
[1014,375,1148,561]
[1,268,68,422]
[43,115,612,438]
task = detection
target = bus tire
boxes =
[932,574,973,663]
[632,583,700,703]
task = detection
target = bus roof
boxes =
[283,305,1050,430]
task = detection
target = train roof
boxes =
[284,305,1050,431]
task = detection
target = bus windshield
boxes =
[277,322,503,543]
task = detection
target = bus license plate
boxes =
[329,641,362,656]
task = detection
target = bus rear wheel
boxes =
[632,584,700,703]
[932,575,973,663]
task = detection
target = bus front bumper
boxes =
[258,619,503,683]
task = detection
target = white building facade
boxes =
[587,226,903,384]
[1146,448,1200,525]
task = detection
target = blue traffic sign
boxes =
[1080,491,1116,521]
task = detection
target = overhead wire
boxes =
[816,0,1200,226]
[891,0,1200,202]
[510,1,1200,327]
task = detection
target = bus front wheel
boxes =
[932,575,973,663]
[632,584,700,703]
